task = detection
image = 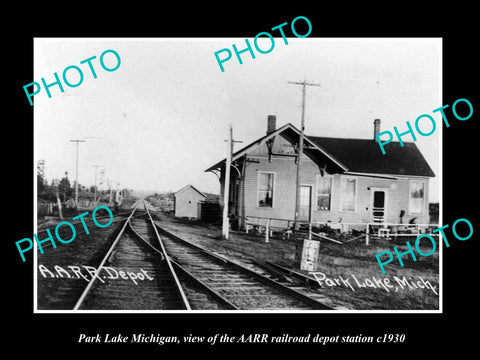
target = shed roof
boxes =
[174,184,207,198]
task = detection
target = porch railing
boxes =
[240,215,440,245]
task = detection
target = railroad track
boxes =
[72,201,243,310]
[144,202,332,310]
[38,199,333,310]
[73,202,190,310]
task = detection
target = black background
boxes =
[5,4,478,355]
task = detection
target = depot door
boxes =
[372,190,386,223]
[299,185,312,222]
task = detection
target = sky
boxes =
[34,38,441,201]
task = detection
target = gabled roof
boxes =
[205,123,348,173]
[307,136,435,177]
[205,123,435,178]
[174,184,207,198]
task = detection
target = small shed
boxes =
[174,185,207,219]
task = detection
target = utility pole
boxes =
[221,126,243,240]
[288,79,321,234]
[222,125,233,240]
[93,165,101,203]
[70,139,86,208]
[53,179,63,220]
[108,179,113,205]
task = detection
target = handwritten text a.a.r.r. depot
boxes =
[38,264,153,285]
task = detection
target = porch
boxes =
[240,214,440,245]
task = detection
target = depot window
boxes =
[409,180,425,214]
[257,172,274,208]
[316,175,332,211]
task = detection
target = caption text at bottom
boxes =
[78,333,406,345]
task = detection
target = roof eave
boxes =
[205,123,349,173]
[345,171,435,179]
[174,184,207,198]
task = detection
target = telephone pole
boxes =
[92,165,101,203]
[288,79,321,234]
[222,125,233,240]
[221,125,243,240]
[107,179,113,205]
[70,139,86,208]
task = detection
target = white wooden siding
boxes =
[174,186,205,219]
[236,136,431,226]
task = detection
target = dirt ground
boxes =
[150,210,440,311]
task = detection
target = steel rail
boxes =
[249,259,295,284]
[143,201,191,310]
[128,216,236,309]
[147,211,333,310]
[263,261,320,286]
[72,203,139,310]
[127,222,165,261]
[168,258,240,310]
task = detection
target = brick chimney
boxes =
[373,119,381,141]
[267,115,276,134]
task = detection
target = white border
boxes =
[33,37,443,314]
